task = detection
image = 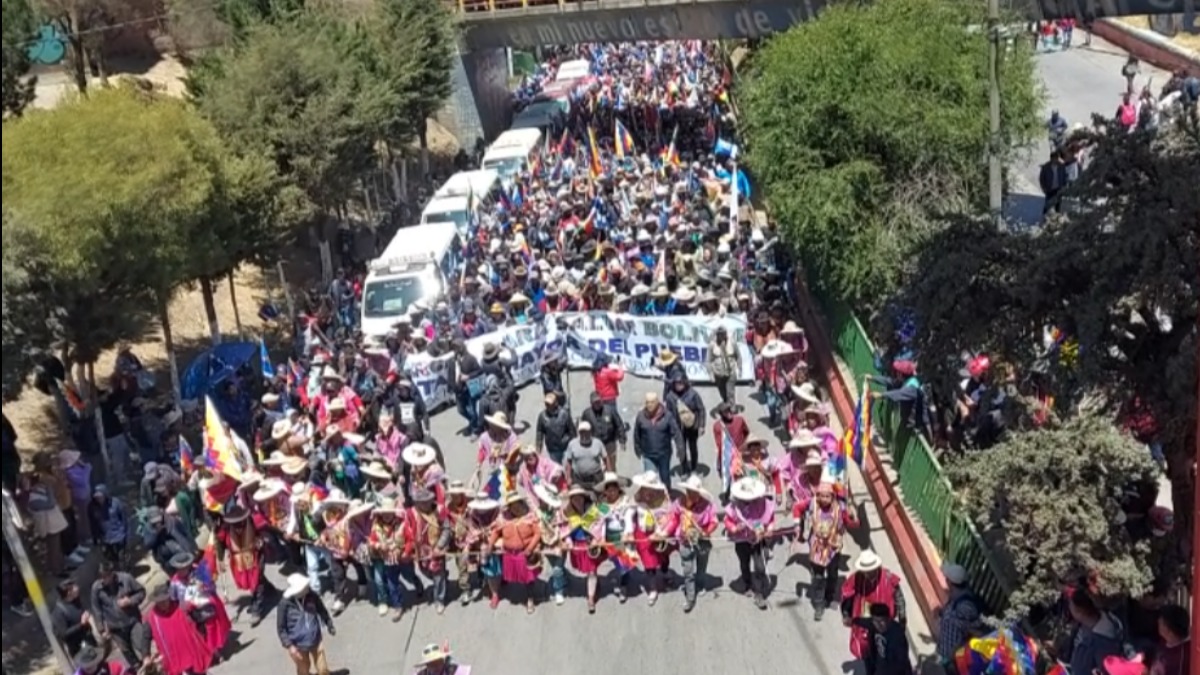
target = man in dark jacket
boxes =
[535,392,576,464]
[51,579,94,656]
[1038,150,1069,216]
[278,573,336,675]
[1068,589,1127,675]
[852,603,913,675]
[632,392,682,489]
[663,375,706,476]
[90,561,146,665]
[579,391,626,471]
[142,506,196,575]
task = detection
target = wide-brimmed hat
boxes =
[744,434,768,448]
[447,480,469,497]
[283,573,311,598]
[223,505,250,523]
[678,474,713,501]
[168,551,195,570]
[803,450,824,468]
[317,491,351,513]
[519,443,539,457]
[321,368,344,382]
[566,484,593,500]
[793,382,821,405]
[402,443,437,467]
[482,343,500,360]
[346,499,374,520]
[484,412,511,430]
[262,450,289,466]
[631,471,667,493]
[280,457,308,475]
[239,471,263,488]
[804,402,832,418]
[253,478,288,502]
[510,292,530,304]
[467,492,500,511]
[854,550,883,572]
[789,429,822,450]
[58,450,82,468]
[781,321,803,335]
[503,492,528,508]
[373,496,400,516]
[594,471,623,492]
[411,487,436,503]
[417,643,451,666]
[760,340,794,359]
[74,645,105,670]
[327,398,346,413]
[361,461,392,481]
[272,420,292,441]
[534,483,563,508]
[730,476,767,502]
[290,481,311,502]
[651,285,670,298]
[657,349,678,364]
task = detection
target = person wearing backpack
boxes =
[664,375,706,476]
[935,563,987,670]
[1069,589,1131,675]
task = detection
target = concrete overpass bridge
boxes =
[453,0,1195,49]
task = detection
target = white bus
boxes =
[360,222,462,341]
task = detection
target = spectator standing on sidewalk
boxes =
[24,469,72,577]
[62,449,95,549]
[91,560,147,665]
[705,326,741,406]
[88,484,130,565]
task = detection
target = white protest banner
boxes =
[372,313,754,409]
[557,312,755,382]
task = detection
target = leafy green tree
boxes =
[742,0,1040,312]
[2,0,38,116]
[1,213,58,400]
[373,0,453,174]
[2,85,279,390]
[948,415,1159,619]
[190,15,401,278]
[895,123,1199,584]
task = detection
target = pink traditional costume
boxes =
[665,476,719,611]
[143,586,215,675]
[627,472,673,605]
[490,493,541,613]
[374,414,410,474]
[403,443,447,506]
[801,403,841,465]
[779,437,841,518]
[724,477,776,609]
[840,551,906,659]
[516,445,566,498]
[730,436,783,497]
[476,413,520,501]
[314,377,363,433]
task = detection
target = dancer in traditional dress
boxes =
[731,435,781,497]
[803,480,857,620]
[532,484,568,606]
[361,461,399,506]
[780,441,832,519]
[165,552,230,658]
[515,445,565,499]
[711,402,749,502]
[316,493,370,615]
[625,472,674,606]
[724,476,775,610]
[142,584,214,675]
[403,488,451,614]
[404,444,446,505]
[284,483,330,599]
[455,492,501,607]
[841,551,906,661]
[475,413,519,500]
[666,475,718,613]
[491,493,542,614]
[213,505,274,626]
[594,472,635,603]
[252,478,297,569]
[368,496,412,620]
[563,484,606,613]
[443,481,471,601]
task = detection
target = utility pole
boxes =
[986,0,1004,229]
[2,489,74,675]
[1191,309,1199,675]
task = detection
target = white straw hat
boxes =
[730,476,767,502]
[854,550,883,572]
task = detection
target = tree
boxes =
[948,415,1160,619]
[189,14,402,279]
[2,0,38,116]
[742,0,1041,312]
[1,212,59,400]
[2,85,277,398]
[374,0,453,175]
[894,122,1199,586]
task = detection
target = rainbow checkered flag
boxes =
[839,381,870,471]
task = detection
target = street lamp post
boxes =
[986,0,1004,229]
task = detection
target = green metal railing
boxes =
[811,284,1014,615]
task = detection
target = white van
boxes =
[360,222,462,341]
[482,128,543,180]
[555,59,590,82]
[421,169,501,234]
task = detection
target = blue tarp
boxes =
[180,342,260,401]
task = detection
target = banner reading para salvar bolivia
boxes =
[370,312,756,409]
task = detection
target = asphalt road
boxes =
[209,373,933,675]
[1005,36,1170,226]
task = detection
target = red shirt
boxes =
[592,366,624,402]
